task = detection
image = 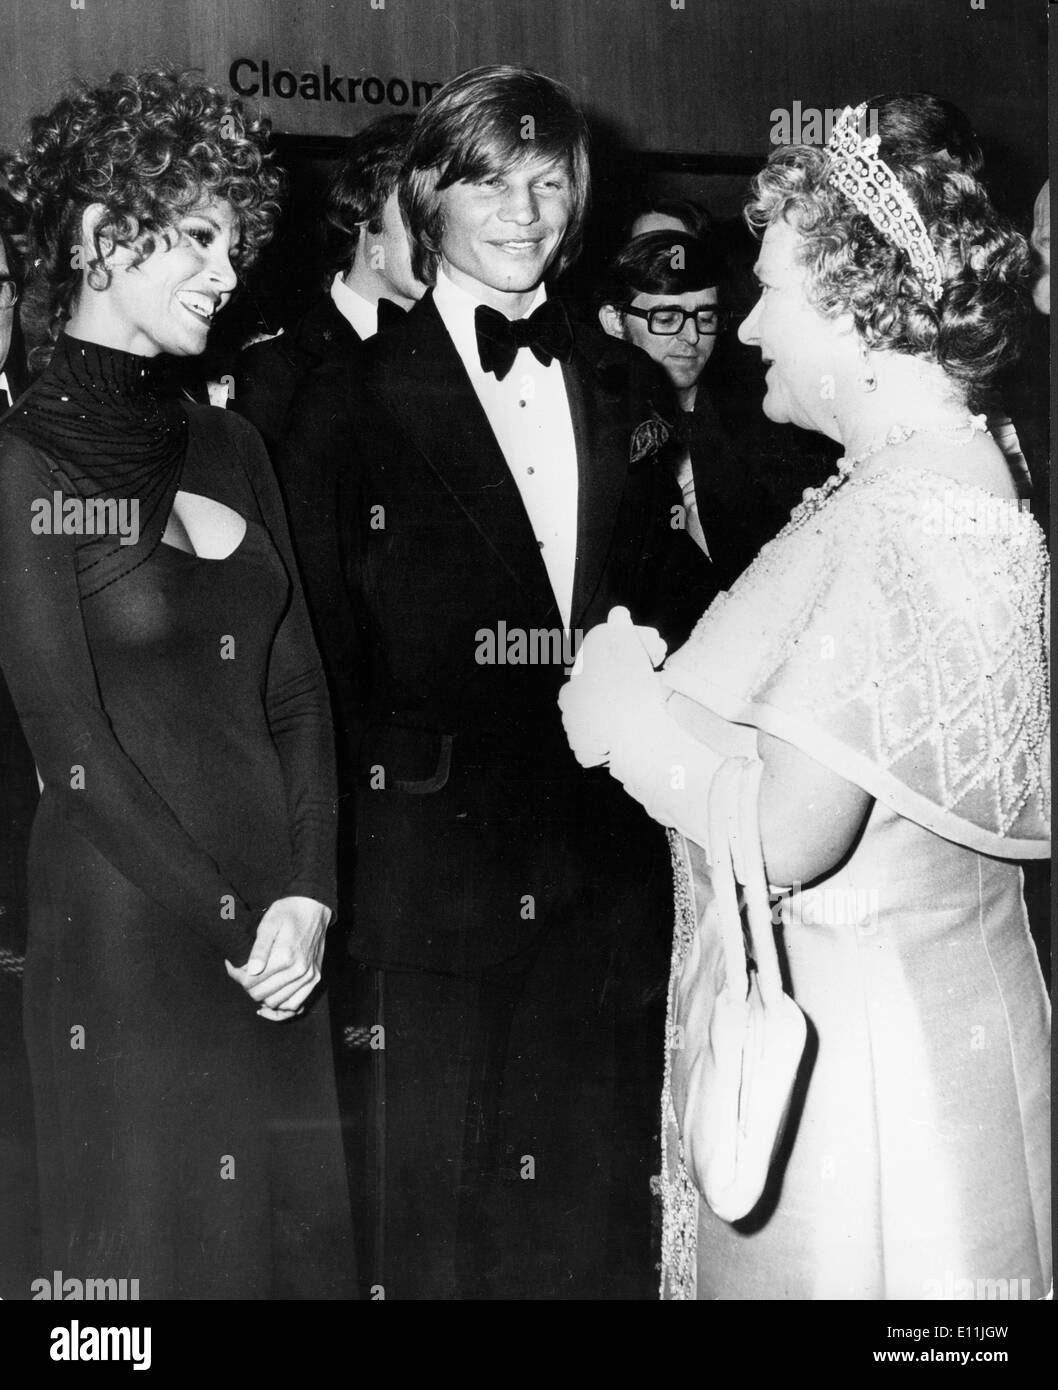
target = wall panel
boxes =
[0,0,1045,188]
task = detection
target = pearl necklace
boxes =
[791,413,990,522]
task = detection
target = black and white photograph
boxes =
[0,0,1050,1358]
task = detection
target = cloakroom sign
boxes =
[228,59,443,112]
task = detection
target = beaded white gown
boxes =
[655,464,1051,1300]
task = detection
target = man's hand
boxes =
[225,896,333,1020]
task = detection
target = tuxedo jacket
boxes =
[681,386,802,590]
[277,291,710,973]
[686,358,841,591]
[232,296,364,459]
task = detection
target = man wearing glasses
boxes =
[598,238,728,416]
[597,229,814,589]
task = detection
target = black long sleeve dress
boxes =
[0,337,355,1299]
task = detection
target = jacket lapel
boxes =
[295,296,363,363]
[366,295,560,620]
[565,339,633,630]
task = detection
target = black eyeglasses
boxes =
[0,275,20,310]
[624,305,728,336]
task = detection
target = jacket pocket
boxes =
[358,724,454,794]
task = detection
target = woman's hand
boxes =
[225,896,333,1020]
[559,606,668,767]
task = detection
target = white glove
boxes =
[559,607,726,856]
[560,606,668,768]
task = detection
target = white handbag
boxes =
[670,756,807,1224]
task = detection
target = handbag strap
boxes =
[707,756,786,1006]
[736,759,787,1005]
[707,757,750,998]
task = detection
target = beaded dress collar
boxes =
[9,333,187,596]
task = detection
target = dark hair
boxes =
[3,68,283,323]
[400,64,590,285]
[0,182,25,296]
[744,92,1030,392]
[625,196,712,242]
[321,113,415,277]
[866,91,984,177]
[0,181,29,389]
[595,231,724,313]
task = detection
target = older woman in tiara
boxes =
[560,94,1049,1299]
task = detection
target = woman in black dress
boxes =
[0,69,356,1299]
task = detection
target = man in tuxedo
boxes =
[278,65,708,1300]
[232,114,424,457]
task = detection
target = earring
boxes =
[857,340,877,392]
[85,260,109,292]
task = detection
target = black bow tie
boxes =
[376,297,407,334]
[474,299,574,381]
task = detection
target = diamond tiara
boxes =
[825,103,945,302]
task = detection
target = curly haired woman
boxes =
[561,93,1050,1299]
[0,70,356,1299]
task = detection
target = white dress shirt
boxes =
[432,267,579,628]
[674,439,710,559]
[0,371,12,410]
[330,273,380,340]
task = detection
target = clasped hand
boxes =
[559,605,668,767]
[225,895,332,1021]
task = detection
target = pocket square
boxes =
[630,411,673,464]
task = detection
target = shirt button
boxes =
[527,466,535,475]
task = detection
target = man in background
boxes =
[232,117,426,1255]
[0,204,27,409]
[1030,179,1049,315]
[233,113,424,456]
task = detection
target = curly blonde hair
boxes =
[3,68,284,321]
[745,94,1031,392]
